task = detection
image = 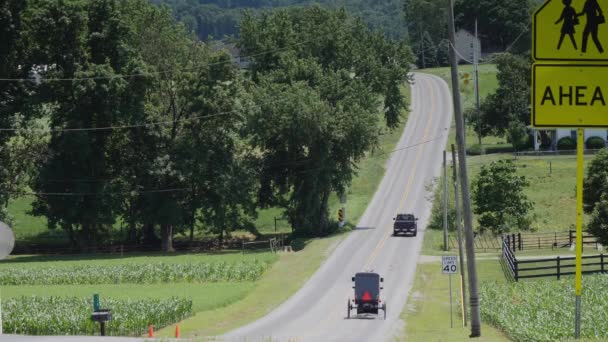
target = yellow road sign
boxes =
[534,0,608,61]
[532,64,608,127]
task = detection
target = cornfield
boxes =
[2,296,192,336]
[479,275,608,341]
[0,260,268,285]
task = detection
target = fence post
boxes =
[554,232,557,250]
[514,259,519,282]
[569,230,574,245]
[518,232,522,250]
[538,237,541,249]
[512,233,516,251]
[241,241,244,255]
[602,254,605,274]
[557,256,561,280]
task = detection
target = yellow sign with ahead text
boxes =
[532,64,608,127]
[534,0,608,61]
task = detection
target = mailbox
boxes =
[91,309,112,322]
[91,309,112,336]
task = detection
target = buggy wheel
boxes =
[413,230,417,237]
[383,303,387,320]
[347,299,351,319]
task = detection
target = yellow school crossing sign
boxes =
[534,0,608,61]
[532,0,608,127]
[531,1,606,339]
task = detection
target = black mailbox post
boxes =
[91,309,112,336]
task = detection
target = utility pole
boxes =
[474,19,481,146]
[443,150,448,251]
[447,0,481,337]
[452,144,467,327]
[420,27,426,69]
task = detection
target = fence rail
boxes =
[501,238,607,281]
[502,231,599,252]
[447,230,599,252]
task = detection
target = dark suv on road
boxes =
[393,213,418,236]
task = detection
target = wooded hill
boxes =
[149,0,407,40]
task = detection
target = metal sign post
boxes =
[575,128,584,338]
[442,255,458,328]
[530,0,602,337]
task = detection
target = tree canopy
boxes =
[239,6,412,235]
[0,0,412,249]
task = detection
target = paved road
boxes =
[223,73,453,342]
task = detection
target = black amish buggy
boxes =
[347,272,386,319]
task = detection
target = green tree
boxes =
[121,1,256,249]
[239,7,411,235]
[479,53,531,137]
[506,119,528,151]
[28,0,148,250]
[588,194,608,246]
[454,0,533,50]
[0,0,31,224]
[472,160,534,234]
[583,148,608,214]
[404,0,447,68]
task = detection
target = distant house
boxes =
[455,29,481,64]
[210,42,250,70]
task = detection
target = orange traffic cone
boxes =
[175,324,180,338]
[148,324,154,338]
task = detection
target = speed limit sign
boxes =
[442,255,458,274]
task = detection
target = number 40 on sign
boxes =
[442,255,458,274]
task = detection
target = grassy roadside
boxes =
[157,233,345,338]
[400,260,508,342]
[426,154,585,239]
[419,65,505,151]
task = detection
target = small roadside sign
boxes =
[533,0,608,62]
[532,64,608,127]
[442,255,458,274]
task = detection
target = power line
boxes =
[0,110,241,133]
[13,133,448,196]
[11,188,189,197]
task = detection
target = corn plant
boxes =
[479,275,608,342]
[0,260,268,285]
[2,296,192,336]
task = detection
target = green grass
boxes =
[420,64,498,111]
[1,250,277,268]
[426,154,586,245]
[156,233,347,338]
[399,260,509,342]
[419,64,504,150]
[7,196,55,241]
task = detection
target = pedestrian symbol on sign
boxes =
[534,0,608,61]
